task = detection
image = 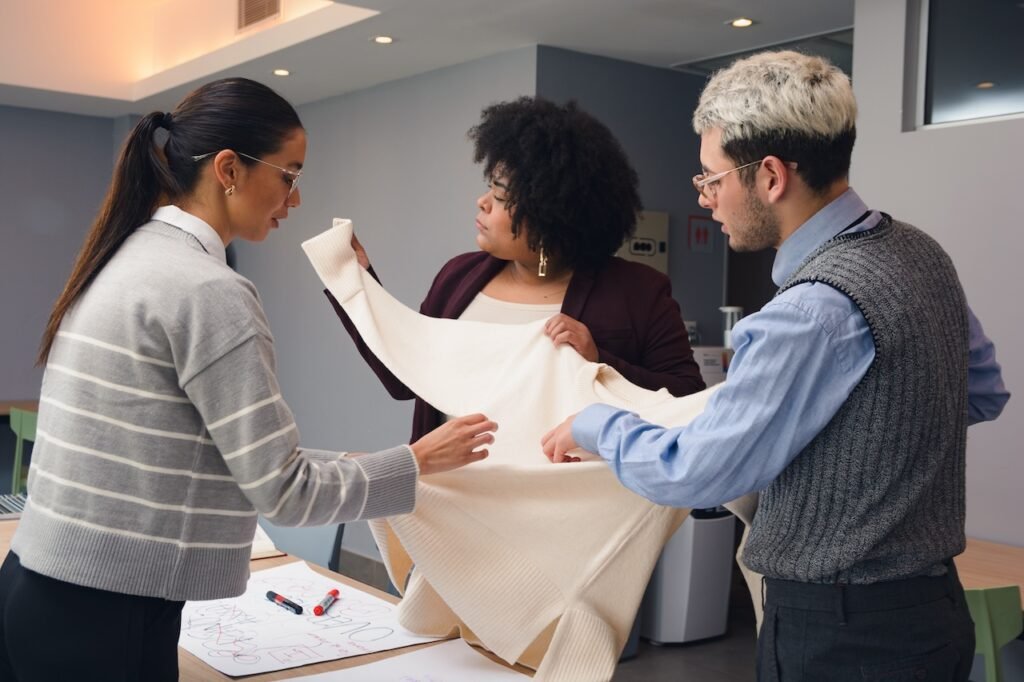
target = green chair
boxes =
[9,407,37,495]
[965,585,1023,682]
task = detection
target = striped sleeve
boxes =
[182,332,418,526]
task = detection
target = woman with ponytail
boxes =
[0,78,495,681]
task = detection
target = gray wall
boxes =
[234,47,537,558]
[852,0,1022,547]
[536,47,722,344]
[853,3,1024,672]
[0,105,114,397]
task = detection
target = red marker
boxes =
[266,590,303,614]
[313,588,340,616]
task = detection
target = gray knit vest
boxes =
[742,216,969,584]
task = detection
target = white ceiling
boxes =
[0,0,855,118]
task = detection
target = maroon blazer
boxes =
[327,252,705,442]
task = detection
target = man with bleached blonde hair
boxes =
[543,50,1009,680]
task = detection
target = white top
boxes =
[460,292,561,324]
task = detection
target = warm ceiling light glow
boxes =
[372,35,394,44]
[273,69,290,77]
[976,81,996,89]
[729,17,755,28]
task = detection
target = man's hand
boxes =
[544,314,598,362]
[541,414,583,463]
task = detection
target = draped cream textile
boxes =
[304,220,736,681]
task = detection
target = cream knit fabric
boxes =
[303,220,724,682]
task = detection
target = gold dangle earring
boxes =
[224,185,235,196]
[538,245,548,277]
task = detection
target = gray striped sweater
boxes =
[12,220,418,601]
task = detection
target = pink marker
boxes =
[313,588,340,616]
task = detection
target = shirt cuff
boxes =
[349,444,419,519]
[572,403,627,457]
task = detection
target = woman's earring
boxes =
[224,185,235,196]
[538,246,548,277]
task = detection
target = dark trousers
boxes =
[0,551,185,682]
[757,561,975,681]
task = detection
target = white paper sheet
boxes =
[290,639,529,681]
[178,562,440,676]
[250,523,285,559]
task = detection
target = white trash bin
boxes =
[640,508,736,644]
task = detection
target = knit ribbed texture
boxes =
[743,217,969,584]
[12,220,418,601]
[535,607,619,682]
[303,220,732,681]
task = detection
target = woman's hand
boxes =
[351,233,370,270]
[540,414,583,463]
[411,413,497,475]
[544,313,598,362]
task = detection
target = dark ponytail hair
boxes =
[38,77,303,364]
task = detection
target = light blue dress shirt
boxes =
[572,189,1011,509]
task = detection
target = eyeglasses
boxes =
[192,150,303,196]
[692,160,764,199]
[692,159,798,200]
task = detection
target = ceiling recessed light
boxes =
[976,81,996,89]
[728,17,755,28]
[273,69,290,77]
[372,35,394,45]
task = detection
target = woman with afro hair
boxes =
[328,96,704,443]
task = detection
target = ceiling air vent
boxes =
[238,0,281,30]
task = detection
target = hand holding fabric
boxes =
[544,313,598,362]
[541,414,584,463]
[350,232,370,270]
